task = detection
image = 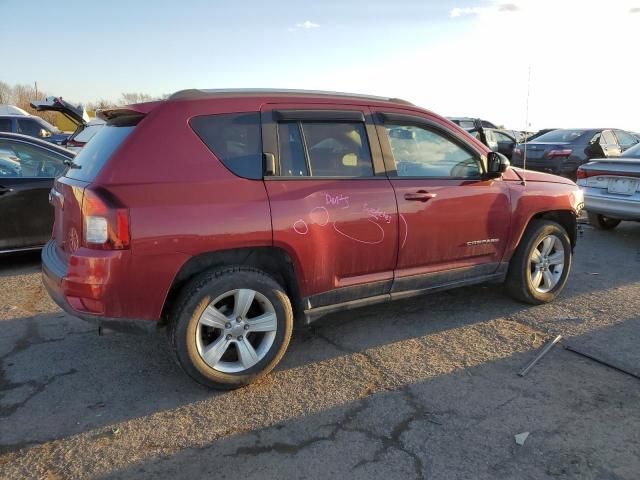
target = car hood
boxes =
[30,96,90,126]
[510,167,576,185]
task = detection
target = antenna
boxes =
[523,65,531,170]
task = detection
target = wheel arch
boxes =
[161,247,305,325]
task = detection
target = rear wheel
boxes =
[170,267,293,389]
[587,212,621,230]
[506,220,572,304]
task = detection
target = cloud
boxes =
[289,20,320,31]
[451,3,519,18]
[630,7,640,13]
[498,3,520,12]
[450,7,484,18]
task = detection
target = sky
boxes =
[2,0,639,131]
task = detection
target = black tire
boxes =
[587,212,621,230]
[505,220,572,304]
[169,266,293,390]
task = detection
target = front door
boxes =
[373,109,511,292]
[261,104,399,307]
[0,139,67,250]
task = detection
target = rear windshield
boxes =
[72,124,104,143]
[65,125,135,181]
[532,129,587,143]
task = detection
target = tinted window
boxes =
[65,125,135,181]
[0,140,67,177]
[277,122,374,177]
[0,118,11,132]
[277,123,307,176]
[72,124,104,143]
[601,130,617,145]
[385,125,481,178]
[533,129,587,143]
[615,130,638,147]
[17,119,44,137]
[303,123,373,177]
[190,113,262,179]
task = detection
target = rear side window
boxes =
[190,113,263,180]
[277,122,374,177]
[65,125,135,181]
[0,118,11,132]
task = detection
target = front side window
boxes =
[17,119,44,137]
[0,118,11,132]
[190,113,262,180]
[277,122,374,177]
[385,125,481,178]
[0,140,66,177]
[615,130,638,148]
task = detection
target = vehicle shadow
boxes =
[3,316,640,479]
[0,223,638,457]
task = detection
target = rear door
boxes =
[0,139,68,250]
[261,104,399,307]
[600,130,621,158]
[372,108,511,294]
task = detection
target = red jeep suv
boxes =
[42,89,583,389]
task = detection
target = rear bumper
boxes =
[41,240,158,334]
[584,193,640,220]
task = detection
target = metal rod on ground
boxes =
[518,335,563,377]
[564,344,640,380]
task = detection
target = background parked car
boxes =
[30,96,104,152]
[0,107,69,145]
[511,128,640,180]
[0,132,73,252]
[577,142,640,230]
[448,116,498,129]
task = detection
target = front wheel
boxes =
[587,212,621,230]
[505,220,572,304]
[170,267,293,389]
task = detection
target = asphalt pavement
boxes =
[1,222,639,479]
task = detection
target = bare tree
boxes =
[0,81,12,104]
[119,92,154,105]
[11,83,57,124]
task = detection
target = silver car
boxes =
[577,143,640,229]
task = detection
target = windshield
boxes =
[73,124,105,143]
[622,143,640,157]
[532,129,587,143]
[65,125,134,181]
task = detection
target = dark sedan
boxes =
[0,132,73,253]
[511,128,639,180]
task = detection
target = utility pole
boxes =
[34,81,38,99]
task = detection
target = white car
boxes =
[577,143,640,229]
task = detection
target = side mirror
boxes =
[487,151,510,178]
[39,129,52,139]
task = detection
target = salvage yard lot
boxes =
[1,223,639,479]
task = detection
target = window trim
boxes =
[261,108,386,180]
[374,112,488,179]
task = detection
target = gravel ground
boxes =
[0,222,639,479]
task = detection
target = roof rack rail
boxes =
[168,88,413,106]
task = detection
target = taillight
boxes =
[576,168,586,180]
[81,188,130,250]
[547,149,573,158]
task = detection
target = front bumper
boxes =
[41,240,158,334]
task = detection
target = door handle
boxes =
[0,186,14,195]
[404,191,437,202]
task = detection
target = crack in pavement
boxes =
[220,326,430,478]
